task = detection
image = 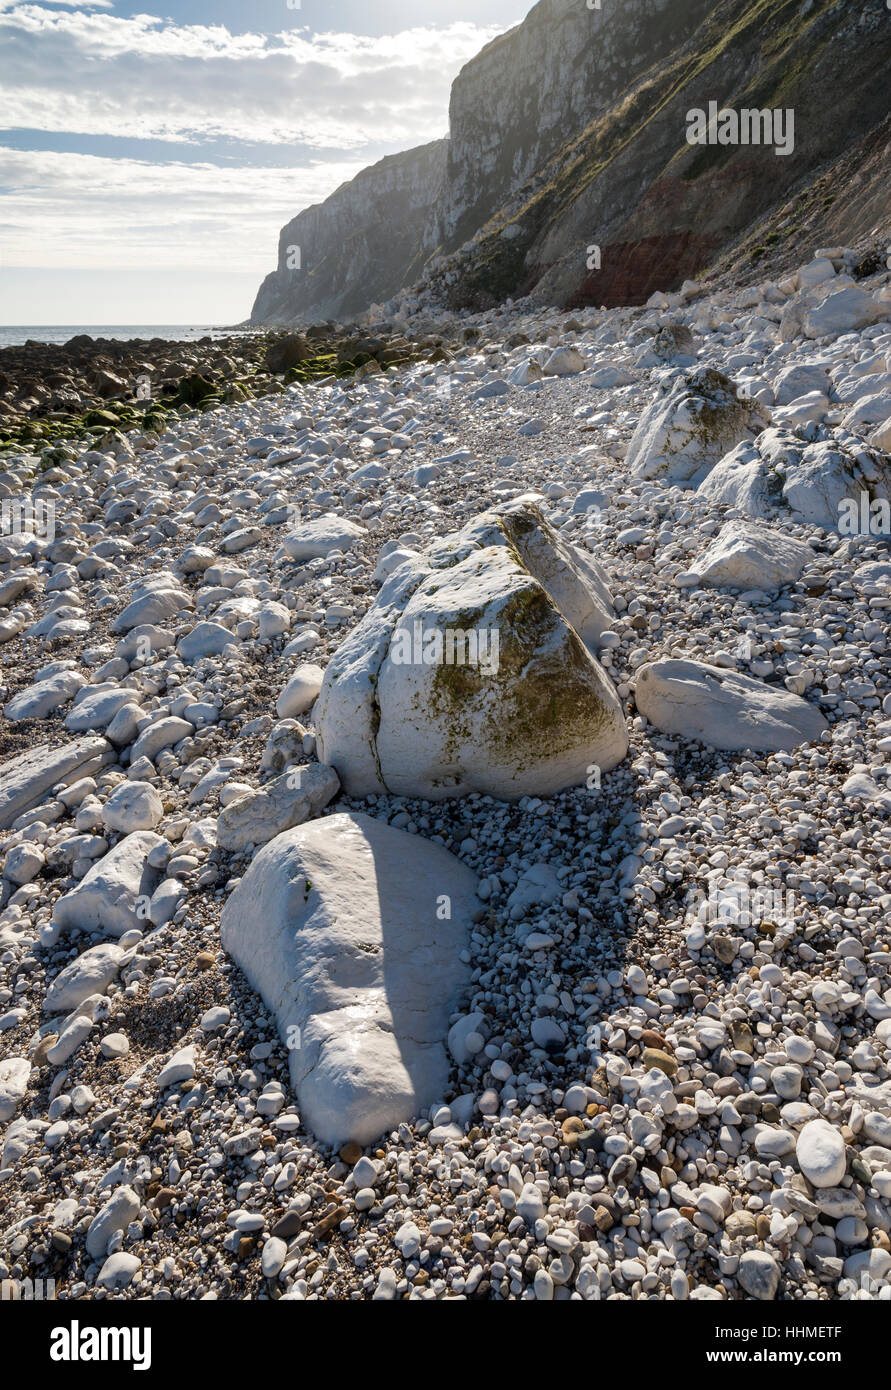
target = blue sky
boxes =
[0,0,526,324]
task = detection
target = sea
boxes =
[0,325,257,350]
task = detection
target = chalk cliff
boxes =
[250,0,891,324]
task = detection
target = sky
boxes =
[0,0,527,325]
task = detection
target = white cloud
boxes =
[0,1,111,9]
[0,146,369,272]
[0,5,508,312]
[0,8,500,148]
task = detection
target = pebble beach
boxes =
[1,241,891,1304]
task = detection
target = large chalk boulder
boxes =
[698,426,891,530]
[635,660,828,752]
[691,521,812,590]
[220,812,478,1146]
[627,367,770,486]
[315,499,627,801]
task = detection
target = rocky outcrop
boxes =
[250,140,447,325]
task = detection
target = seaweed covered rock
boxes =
[315,499,628,800]
[265,334,313,373]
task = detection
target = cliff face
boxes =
[435,0,712,253]
[250,0,891,325]
[429,0,891,311]
[250,139,446,325]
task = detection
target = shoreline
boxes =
[0,324,446,453]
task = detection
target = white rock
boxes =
[315,499,627,800]
[282,514,366,561]
[46,1014,94,1065]
[803,286,886,339]
[177,622,236,661]
[96,1252,141,1290]
[0,1056,30,1122]
[215,763,340,851]
[101,781,164,833]
[113,583,191,634]
[261,1237,287,1278]
[738,1250,780,1300]
[220,811,477,1146]
[0,737,111,830]
[543,346,586,375]
[773,390,829,428]
[85,1185,141,1258]
[258,602,291,640]
[692,520,811,589]
[699,427,891,530]
[44,942,125,1013]
[65,687,136,734]
[394,1221,421,1257]
[796,1119,847,1188]
[517,1183,545,1226]
[156,1045,197,1090]
[200,1006,230,1032]
[3,842,44,884]
[626,367,770,485]
[130,716,193,763]
[275,664,324,719]
[51,831,164,938]
[635,659,827,752]
[4,669,85,721]
[448,1012,486,1064]
[773,361,830,405]
[842,392,891,430]
[796,257,836,290]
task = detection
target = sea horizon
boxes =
[0,323,257,350]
